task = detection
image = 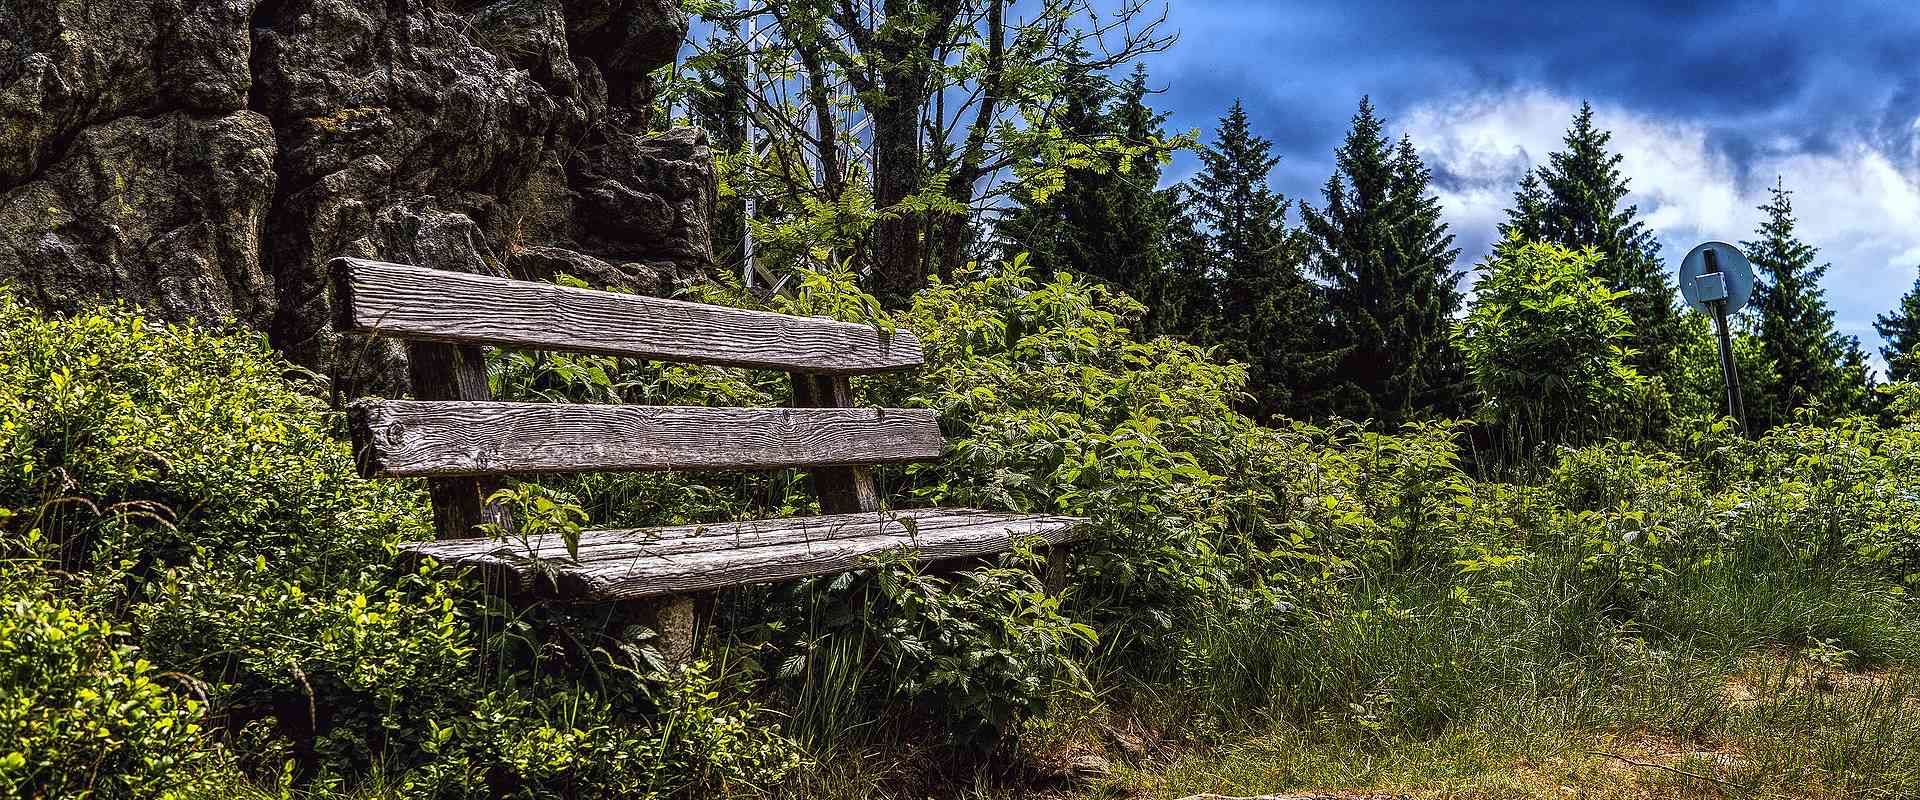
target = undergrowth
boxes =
[4,255,1920,798]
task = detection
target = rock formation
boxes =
[0,0,710,384]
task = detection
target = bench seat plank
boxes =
[403,508,1089,601]
[350,400,945,477]
[331,258,923,374]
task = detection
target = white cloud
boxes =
[1403,88,1920,368]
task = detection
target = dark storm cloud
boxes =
[1138,0,1920,189]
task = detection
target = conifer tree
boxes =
[995,63,1196,337]
[994,59,1115,279]
[1300,98,1463,424]
[1499,172,1550,242]
[1186,100,1328,419]
[1146,184,1217,339]
[1103,65,1187,332]
[1502,103,1681,381]
[1391,135,1469,417]
[1873,268,1920,381]
[1742,179,1867,424]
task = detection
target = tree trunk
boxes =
[871,94,926,307]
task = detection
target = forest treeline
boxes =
[994,86,1896,437]
[680,4,1920,438]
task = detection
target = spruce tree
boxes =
[1300,98,1463,425]
[995,63,1196,338]
[1742,179,1865,424]
[1187,100,1328,419]
[1391,135,1469,417]
[1873,268,1920,381]
[1147,183,1217,340]
[994,58,1115,279]
[1502,103,1681,382]
[1103,65,1184,332]
[1499,171,1549,242]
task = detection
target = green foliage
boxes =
[0,574,210,799]
[1745,179,1873,427]
[883,260,1252,644]
[1455,240,1650,452]
[0,291,423,589]
[1873,265,1920,382]
[681,0,1174,301]
[782,554,1096,743]
[1180,100,1331,419]
[1501,102,1682,383]
[1667,313,1779,426]
[995,62,1193,336]
[394,665,801,799]
[0,291,801,798]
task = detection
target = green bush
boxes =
[0,291,802,797]
[0,570,210,798]
[885,261,1256,650]
[1456,240,1653,453]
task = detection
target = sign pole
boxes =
[1702,249,1748,435]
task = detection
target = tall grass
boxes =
[1074,542,1920,799]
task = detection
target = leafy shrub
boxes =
[1667,314,1779,427]
[0,291,803,797]
[798,553,1096,742]
[1456,240,1652,453]
[877,261,1255,657]
[0,293,424,586]
[395,666,801,799]
[0,568,209,798]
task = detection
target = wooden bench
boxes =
[330,257,1088,658]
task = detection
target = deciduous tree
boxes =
[685,0,1173,305]
[1502,103,1681,382]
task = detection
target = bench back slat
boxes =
[331,257,924,374]
[349,400,945,478]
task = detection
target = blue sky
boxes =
[1126,0,1920,365]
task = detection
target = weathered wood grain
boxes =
[793,372,881,513]
[411,508,1022,560]
[330,257,923,373]
[404,342,511,539]
[349,400,945,477]
[402,508,1091,601]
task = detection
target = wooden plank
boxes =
[349,400,945,477]
[402,508,1091,601]
[410,508,1026,561]
[793,373,881,513]
[404,342,511,539]
[331,257,923,374]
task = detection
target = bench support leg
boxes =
[618,594,712,668]
[1043,544,1071,596]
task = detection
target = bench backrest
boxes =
[330,257,938,538]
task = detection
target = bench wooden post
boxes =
[792,374,880,514]
[406,342,511,540]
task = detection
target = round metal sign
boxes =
[1678,241,1755,315]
